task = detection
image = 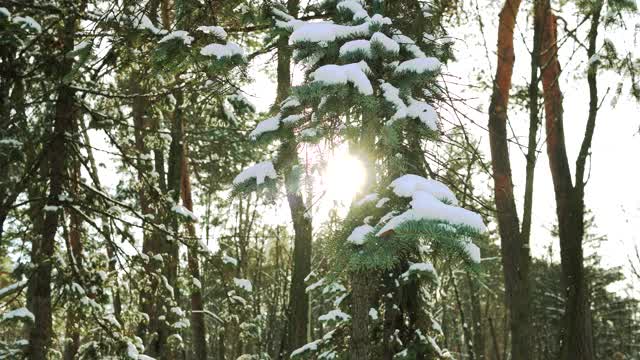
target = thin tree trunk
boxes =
[164,88,185,359]
[488,317,502,360]
[274,0,313,356]
[181,147,208,360]
[131,74,163,355]
[63,154,82,360]
[453,273,475,360]
[538,1,599,358]
[486,0,532,358]
[80,120,122,320]
[467,273,485,360]
[28,5,83,357]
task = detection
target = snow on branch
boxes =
[377,174,486,236]
[311,61,373,96]
[200,42,244,59]
[395,57,441,74]
[1,308,34,323]
[249,115,280,139]
[196,25,227,40]
[158,30,193,45]
[233,161,278,186]
[347,224,375,245]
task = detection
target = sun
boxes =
[322,151,367,205]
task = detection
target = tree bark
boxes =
[131,74,163,355]
[350,271,375,360]
[28,5,83,357]
[453,274,475,360]
[63,153,82,360]
[180,146,208,360]
[486,0,532,359]
[80,119,122,320]
[274,0,313,356]
[468,273,485,360]
[538,1,599,358]
[163,88,185,359]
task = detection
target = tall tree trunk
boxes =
[80,119,122,320]
[28,4,83,357]
[486,0,532,359]
[63,154,82,360]
[274,0,313,356]
[131,75,162,355]
[468,273,486,360]
[164,88,185,359]
[180,144,208,360]
[350,271,375,360]
[453,274,475,360]
[538,1,599,358]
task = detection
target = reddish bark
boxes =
[28,9,83,358]
[487,0,532,359]
[539,3,596,359]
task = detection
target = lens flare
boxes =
[323,152,367,205]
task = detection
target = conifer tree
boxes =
[234,1,486,357]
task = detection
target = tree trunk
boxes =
[80,119,122,320]
[453,274,475,360]
[538,2,598,358]
[63,154,82,360]
[131,74,163,355]
[274,0,313,356]
[486,0,531,359]
[163,88,185,359]
[350,271,374,360]
[284,160,313,353]
[28,6,82,358]
[468,273,485,360]
[180,146,208,360]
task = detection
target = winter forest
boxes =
[1,0,640,359]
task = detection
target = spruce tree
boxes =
[233,1,486,357]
